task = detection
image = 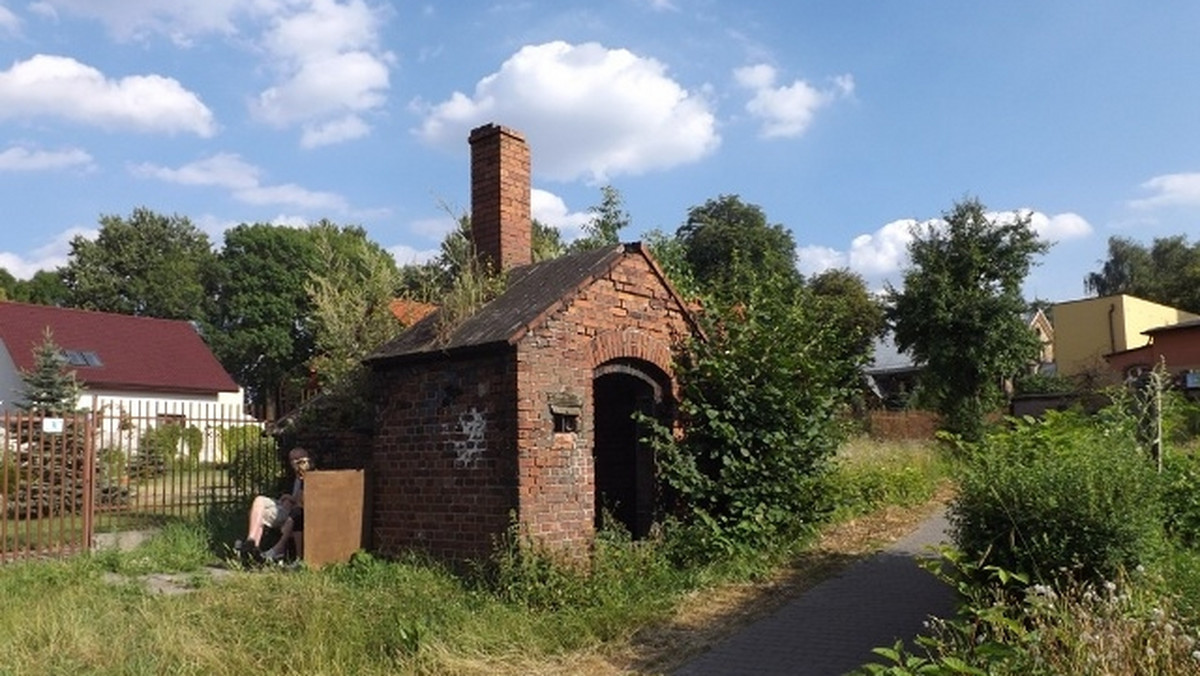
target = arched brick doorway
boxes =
[593,358,671,539]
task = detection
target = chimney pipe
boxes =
[469,123,532,272]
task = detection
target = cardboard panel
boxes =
[303,469,367,569]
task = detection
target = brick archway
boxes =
[589,328,674,378]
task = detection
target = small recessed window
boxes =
[553,412,579,434]
[549,392,582,434]
[61,350,103,367]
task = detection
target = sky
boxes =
[1,1,1199,303]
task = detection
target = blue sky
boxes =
[2,1,1198,302]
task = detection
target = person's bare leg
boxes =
[245,495,275,547]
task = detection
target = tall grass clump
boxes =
[949,408,1164,583]
[857,553,1200,675]
[824,437,950,520]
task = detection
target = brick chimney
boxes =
[469,123,532,271]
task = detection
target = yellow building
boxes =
[1051,294,1198,377]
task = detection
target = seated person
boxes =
[236,447,311,561]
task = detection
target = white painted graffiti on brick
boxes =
[446,407,487,469]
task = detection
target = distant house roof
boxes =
[866,332,919,375]
[1144,317,1200,335]
[388,299,438,326]
[367,243,697,366]
[0,302,239,395]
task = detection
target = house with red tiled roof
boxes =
[0,301,255,459]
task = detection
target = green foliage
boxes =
[16,328,82,415]
[857,551,1200,675]
[1162,449,1200,548]
[222,426,280,495]
[0,268,68,305]
[887,198,1049,440]
[568,184,629,253]
[60,207,216,319]
[646,263,854,558]
[676,194,802,301]
[1085,234,1200,313]
[950,409,1164,583]
[808,268,887,397]
[825,439,948,519]
[1012,370,1076,395]
[306,222,402,393]
[205,222,320,413]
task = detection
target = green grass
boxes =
[0,438,953,675]
[825,436,952,519]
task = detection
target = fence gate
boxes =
[3,402,277,563]
[1,411,94,562]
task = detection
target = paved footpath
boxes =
[673,511,956,676]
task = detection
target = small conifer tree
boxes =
[18,328,82,415]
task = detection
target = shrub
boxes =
[222,426,279,496]
[644,268,855,560]
[1162,449,1200,548]
[949,409,1164,583]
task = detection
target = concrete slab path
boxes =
[673,511,956,676]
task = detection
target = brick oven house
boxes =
[365,124,700,561]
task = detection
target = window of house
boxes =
[61,350,103,367]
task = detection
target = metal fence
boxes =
[2,399,280,562]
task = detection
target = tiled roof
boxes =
[367,243,687,364]
[387,299,438,326]
[0,302,239,394]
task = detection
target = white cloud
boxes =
[734,63,853,139]
[1025,211,1092,242]
[645,0,679,11]
[34,1,392,145]
[252,1,392,144]
[28,0,258,44]
[1128,172,1200,210]
[236,184,347,211]
[0,54,216,136]
[0,226,94,279]
[795,245,846,277]
[301,115,371,148]
[132,154,347,211]
[0,145,92,171]
[808,209,1091,289]
[532,188,590,241]
[388,244,440,266]
[416,41,719,182]
[848,219,919,276]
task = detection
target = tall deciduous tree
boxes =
[677,194,801,300]
[809,268,887,395]
[205,223,320,417]
[60,208,215,319]
[887,198,1048,440]
[1085,235,1200,313]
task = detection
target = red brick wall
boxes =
[369,249,694,561]
[513,251,692,554]
[469,124,531,272]
[371,351,519,560]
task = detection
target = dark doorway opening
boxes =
[593,361,667,539]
